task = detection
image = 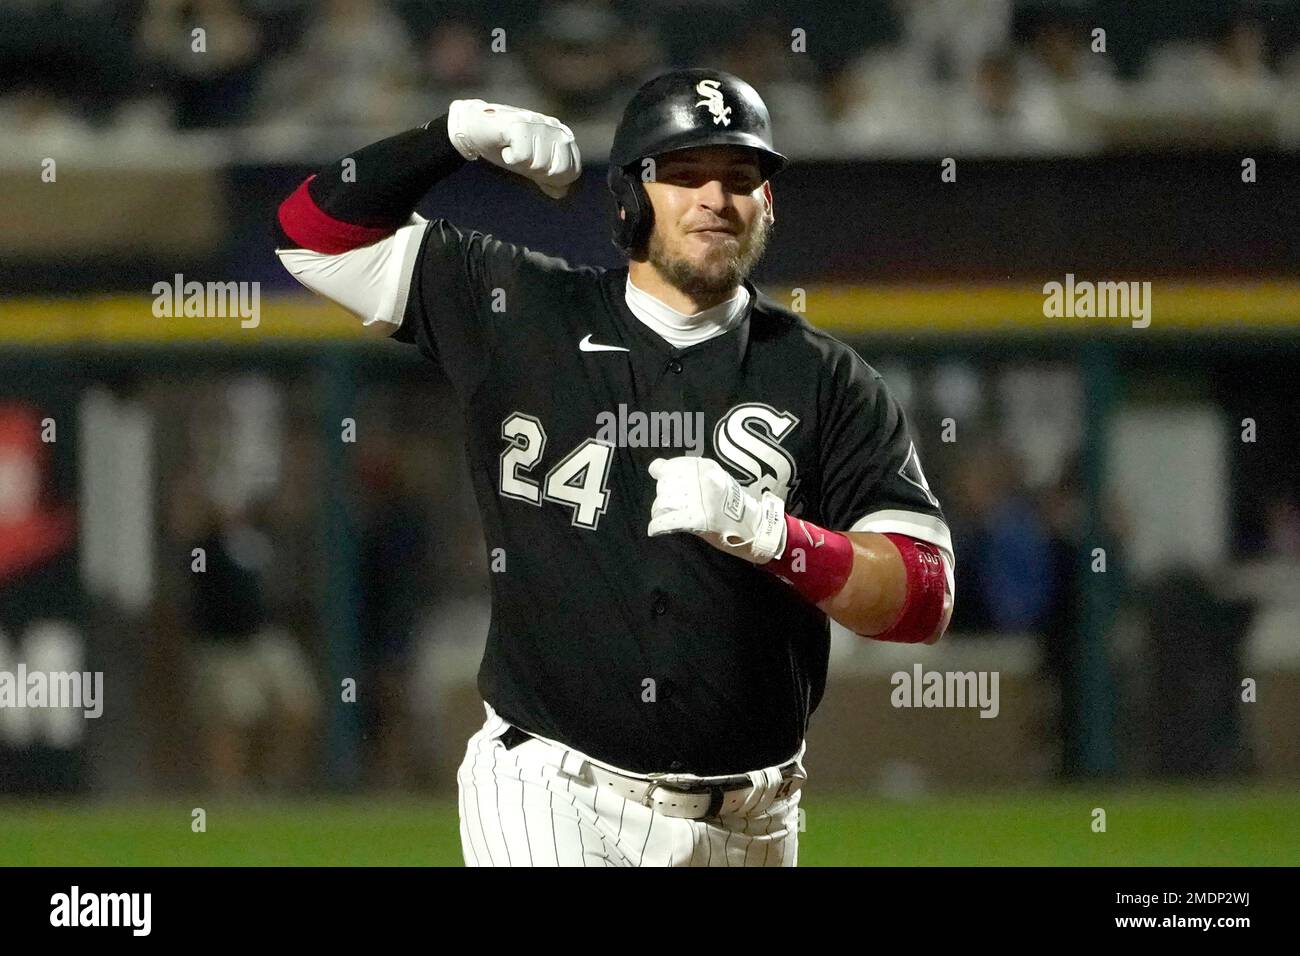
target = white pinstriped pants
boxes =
[456,703,804,867]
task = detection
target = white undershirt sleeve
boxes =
[274,214,430,332]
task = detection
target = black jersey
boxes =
[393,219,951,775]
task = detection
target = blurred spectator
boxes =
[1142,13,1281,130]
[0,0,1293,156]
[186,500,320,793]
[0,403,85,795]
[1209,15,1281,98]
[716,13,791,89]
[947,48,1077,155]
[0,404,74,585]
[1039,457,1085,778]
[701,18,828,160]
[254,0,420,130]
[0,0,137,129]
[643,0,756,69]
[828,47,944,155]
[949,443,1055,633]
[1038,450,1135,778]
[896,0,1013,85]
[1264,496,1300,561]
[1018,10,1118,149]
[1278,41,1300,145]
[407,507,491,787]
[520,0,661,115]
[356,440,434,791]
[421,18,494,93]
[137,0,265,128]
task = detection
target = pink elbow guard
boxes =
[874,533,951,644]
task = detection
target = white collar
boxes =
[624,274,749,348]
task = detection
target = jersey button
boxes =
[667,359,683,374]
[651,590,668,615]
[670,760,684,771]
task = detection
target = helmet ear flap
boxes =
[607,166,653,256]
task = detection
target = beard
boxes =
[644,213,772,305]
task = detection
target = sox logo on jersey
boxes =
[713,402,800,500]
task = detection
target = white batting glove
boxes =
[446,99,582,198]
[647,456,787,565]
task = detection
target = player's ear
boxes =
[762,181,774,224]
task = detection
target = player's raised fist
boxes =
[646,456,787,564]
[447,99,583,198]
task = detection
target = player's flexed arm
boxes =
[647,457,951,644]
[647,356,954,646]
[273,101,580,337]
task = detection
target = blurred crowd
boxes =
[3,353,1293,794]
[3,0,1300,159]
[148,371,489,793]
[139,360,1294,791]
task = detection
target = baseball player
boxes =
[274,69,954,867]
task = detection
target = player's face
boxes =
[641,146,773,300]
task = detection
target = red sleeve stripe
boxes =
[277,176,395,254]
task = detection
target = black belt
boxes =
[498,724,800,795]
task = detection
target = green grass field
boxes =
[1,787,1295,866]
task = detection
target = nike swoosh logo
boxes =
[579,334,629,353]
[798,519,825,549]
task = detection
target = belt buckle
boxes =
[642,779,725,819]
[640,779,660,810]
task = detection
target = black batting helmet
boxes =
[607,69,787,255]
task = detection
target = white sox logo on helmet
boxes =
[694,79,732,127]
